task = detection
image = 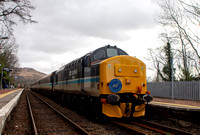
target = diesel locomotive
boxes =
[31,45,153,118]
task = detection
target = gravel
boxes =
[2,90,200,134]
[2,90,130,135]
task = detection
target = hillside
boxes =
[14,67,47,86]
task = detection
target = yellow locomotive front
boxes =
[99,55,153,118]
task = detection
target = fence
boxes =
[147,81,200,100]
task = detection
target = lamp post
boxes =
[171,58,174,100]
[8,68,12,88]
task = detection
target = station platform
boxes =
[148,97,200,111]
[0,88,23,134]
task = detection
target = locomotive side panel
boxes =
[53,59,83,93]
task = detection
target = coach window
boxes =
[94,50,106,61]
[107,48,118,57]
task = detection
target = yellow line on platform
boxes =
[151,101,200,109]
[0,89,22,98]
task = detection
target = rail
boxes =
[27,91,91,135]
[26,91,38,135]
[112,120,193,135]
[139,119,193,135]
[112,121,151,135]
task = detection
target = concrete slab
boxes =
[149,101,200,111]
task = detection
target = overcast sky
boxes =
[14,0,161,78]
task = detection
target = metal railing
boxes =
[147,81,200,100]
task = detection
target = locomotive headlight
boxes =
[118,68,122,72]
[134,69,137,73]
[107,94,120,104]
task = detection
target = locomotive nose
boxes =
[100,55,151,118]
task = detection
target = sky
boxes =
[14,0,161,79]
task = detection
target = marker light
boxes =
[137,86,142,93]
[133,94,138,99]
[146,91,150,94]
[101,98,107,104]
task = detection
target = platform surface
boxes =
[0,89,22,109]
[0,88,23,134]
[149,97,200,111]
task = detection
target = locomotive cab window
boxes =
[94,50,106,61]
[107,48,118,57]
[119,49,128,55]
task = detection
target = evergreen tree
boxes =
[162,42,173,81]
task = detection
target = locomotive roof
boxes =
[87,45,128,55]
[31,45,128,85]
[56,45,128,73]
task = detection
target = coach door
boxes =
[81,55,91,92]
[50,71,56,91]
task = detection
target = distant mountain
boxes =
[14,67,47,86]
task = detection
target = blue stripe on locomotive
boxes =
[37,77,100,87]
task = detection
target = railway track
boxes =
[138,119,193,135]
[112,119,193,135]
[26,91,90,135]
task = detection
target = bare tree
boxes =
[0,0,36,34]
[1,38,19,67]
[0,36,19,86]
[146,32,176,82]
[0,0,36,87]
[155,0,200,80]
